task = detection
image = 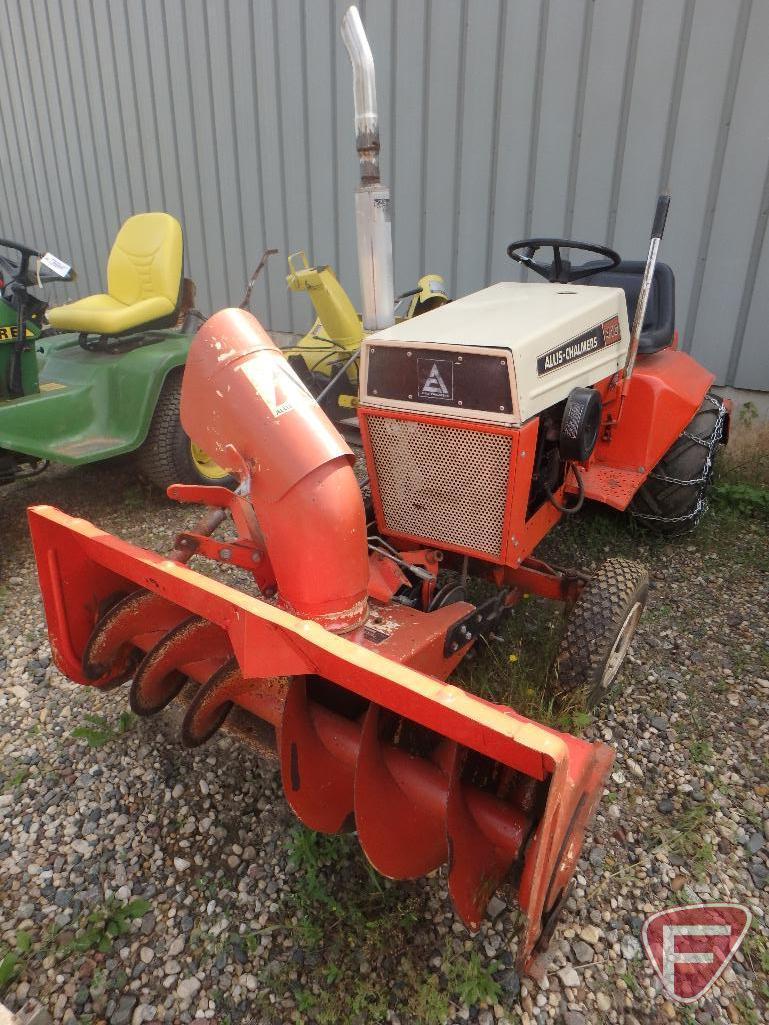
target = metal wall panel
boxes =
[2,0,767,388]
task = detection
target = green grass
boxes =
[70,711,135,749]
[0,898,152,993]
[743,927,769,975]
[651,801,716,879]
[1,766,29,793]
[688,739,714,765]
[241,825,506,1025]
[403,971,451,1025]
[743,927,769,1005]
[712,481,769,518]
[689,504,769,571]
[555,504,638,564]
[619,965,642,997]
[732,996,761,1025]
[0,950,20,991]
[452,586,592,733]
[56,897,151,957]
[718,400,769,489]
[444,949,501,1006]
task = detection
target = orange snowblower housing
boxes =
[178,309,369,631]
[29,308,617,977]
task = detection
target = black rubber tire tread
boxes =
[135,370,236,491]
[555,557,648,707]
[629,392,721,534]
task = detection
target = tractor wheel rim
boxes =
[601,601,643,690]
[190,441,230,481]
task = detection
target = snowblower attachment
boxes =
[29,308,612,976]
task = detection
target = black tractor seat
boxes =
[581,260,675,355]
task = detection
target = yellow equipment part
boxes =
[189,442,233,482]
[404,273,450,317]
[284,251,364,382]
[284,253,450,397]
[47,213,183,336]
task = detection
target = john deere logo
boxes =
[0,325,34,341]
[417,357,453,401]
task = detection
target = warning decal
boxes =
[417,357,453,401]
[252,352,315,419]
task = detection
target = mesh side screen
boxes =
[367,416,512,558]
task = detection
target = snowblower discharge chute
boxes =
[29,306,613,976]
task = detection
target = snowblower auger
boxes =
[29,307,613,977]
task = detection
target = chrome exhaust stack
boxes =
[341,5,395,332]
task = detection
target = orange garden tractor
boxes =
[27,7,729,975]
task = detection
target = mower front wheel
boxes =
[136,371,237,492]
[555,558,648,708]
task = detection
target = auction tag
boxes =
[40,252,71,278]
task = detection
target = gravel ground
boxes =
[0,459,767,1025]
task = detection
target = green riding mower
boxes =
[0,212,231,489]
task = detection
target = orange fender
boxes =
[581,349,715,510]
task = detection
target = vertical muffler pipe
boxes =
[180,308,369,632]
[341,6,395,332]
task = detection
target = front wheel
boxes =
[554,558,649,708]
[136,372,237,491]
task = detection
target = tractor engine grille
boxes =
[365,414,513,559]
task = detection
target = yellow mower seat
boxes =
[47,213,183,336]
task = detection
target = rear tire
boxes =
[136,372,237,491]
[629,392,727,535]
[555,558,648,708]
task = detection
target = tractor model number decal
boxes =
[537,317,620,376]
[363,623,393,644]
[601,315,621,346]
[417,357,453,401]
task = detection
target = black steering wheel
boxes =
[0,237,74,286]
[506,238,621,284]
[0,238,39,283]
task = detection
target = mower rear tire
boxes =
[555,558,648,707]
[629,392,727,534]
[136,371,237,492]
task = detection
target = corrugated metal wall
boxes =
[1,0,767,388]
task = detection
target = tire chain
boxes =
[631,392,728,529]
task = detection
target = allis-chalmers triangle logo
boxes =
[417,357,453,400]
[642,903,751,1004]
